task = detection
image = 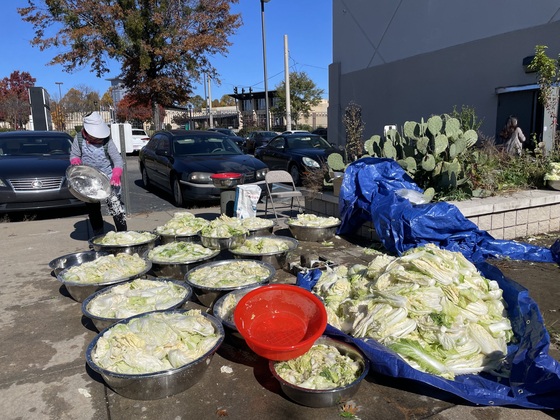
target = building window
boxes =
[258,98,266,110]
[243,99,253,111]
[272,97,280,107]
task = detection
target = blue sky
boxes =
[1,1,332,103]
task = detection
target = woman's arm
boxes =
[517,127,526,142]
[69,135,82,162]
[106,139,124,169]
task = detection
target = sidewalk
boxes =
[1,203,559,420]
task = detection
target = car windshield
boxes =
[287,135,330,150]
[0,135,73,156]
[132,130,147,136]
[213,128,236,137]
[260,132,277,137]
[173,135,242,156]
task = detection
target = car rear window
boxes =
[173,136,242,156]
[132,130,147,136]
[0,136,73,156]
[287,136,330,149]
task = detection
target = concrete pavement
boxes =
[1,202,560,420]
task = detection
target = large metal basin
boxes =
[157,232,200,245]
[287,221,341,242]
[66,164,112,203]
[198,232,247,250]
[81,279,193,332]
[89,231,159,256]
[228,236,298,270]
[269,336,370,407]
[57,259,152,303]
[49,251,108,276]
[184,259,275,308]
[86,310,224,400]
[143,248,220,281]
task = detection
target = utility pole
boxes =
[207,75,214,129]
[284,35,291,131]
[261,0,271,130]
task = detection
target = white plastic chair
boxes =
[264,170,303,221]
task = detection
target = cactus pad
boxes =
[383,142,397,160]
[417,137,430,155]
[444,118,461,139]
[403,121,418,139]
[421,154,436,171]
[404,157,417,173]
[463,129,478,147]
[427,115,443,137]
[433,134,449,156]
[327,153,346,171]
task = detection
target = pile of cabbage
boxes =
[312,244,514,380]
[86,279,189,319]
[288,214,340,227]
[93,231,156,245]
[155,212,210,235]
[148,242,215,263]
[62,253,147,284]
[91,310,221,374]
[188,260,271,288]
[200,215,248,238]
[232,237,290,254]
[544,162,560,181]
[274,343,363,390]
[240,217,274,231]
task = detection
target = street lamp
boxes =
[55,82,63,130]
[261,0,271,131]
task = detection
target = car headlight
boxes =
[187,172,213,183]
[256,168,268,180]
[302,157,320,168]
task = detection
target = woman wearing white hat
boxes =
[69,111,127,236]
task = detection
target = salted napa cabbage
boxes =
[155,212,209,235]
[188,260,271,288]
[94,231,156,245]
[274,343,362,390]
[200,215,248,238]
[148,242,214,263]
[232,237,290,254]
[288,213,340,227]
[240,217,274,230]
[62,253,147,284]
[92,310,220,374]
[87,279,189,319]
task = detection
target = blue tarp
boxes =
[297,157,560,409]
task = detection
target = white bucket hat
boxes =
[83,112,110,139]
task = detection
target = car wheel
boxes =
[289,164,301,186]
[141,166,150,188]
[173,176,184,207]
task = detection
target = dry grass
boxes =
[303,163,330,199]
[0,214,9,223]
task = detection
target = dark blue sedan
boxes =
[254,133,332,185]
[139,130,268,206]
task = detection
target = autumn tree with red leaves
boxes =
[0,71,36,129]
[18,0,242,131]
[115,94,166,126]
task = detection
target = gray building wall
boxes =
[330,0,560,145]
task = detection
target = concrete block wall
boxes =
[304,189,560,241]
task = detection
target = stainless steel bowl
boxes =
[81,279,193,331]
[157,232,200,245]
[247,224,274,238]
[57,259,153,303]
[287,221,341,242]
[269,336,370,408]
[143,247,220,281]
[66,164,112,203]
[228,236,298,270]
[548,180,560,191]
[184,259,276,308]
[198,232,248,250]
[49,251,108,276]
[86,310,225,400]
[89,231,159,256]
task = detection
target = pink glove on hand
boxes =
[70,158,81,165]
[111,167,123,186]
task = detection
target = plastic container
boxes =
[234,284,327,360]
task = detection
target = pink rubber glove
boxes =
[111,167,123,186]
[70,158,81,165]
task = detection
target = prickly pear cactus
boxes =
[327,153,346,171]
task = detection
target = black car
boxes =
[0,131,85,212]
[255,134,332,185]
[207,128,248,153]
[245,131,278,154]
[139,130,268,205]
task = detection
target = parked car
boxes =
[245,131,278,154]
[311,128,328,142]
[131,128,150,153]
[0,131,85,212]
[207,128,248,153]
[282,130,311,135]
[139,130,268,205]
[255,133,332,185]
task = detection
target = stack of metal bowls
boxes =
[198,232,247,250]
[268,335,370,407]
[86,310,225,400]
[81,278,193,331]
[184,259,275,308]
[228,236,298,270]
[49,251,108,276]
[287,220,341,242]
[88,231,159,256]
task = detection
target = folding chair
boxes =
[264,170,303,222]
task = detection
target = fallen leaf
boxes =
[217,409,228,417]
